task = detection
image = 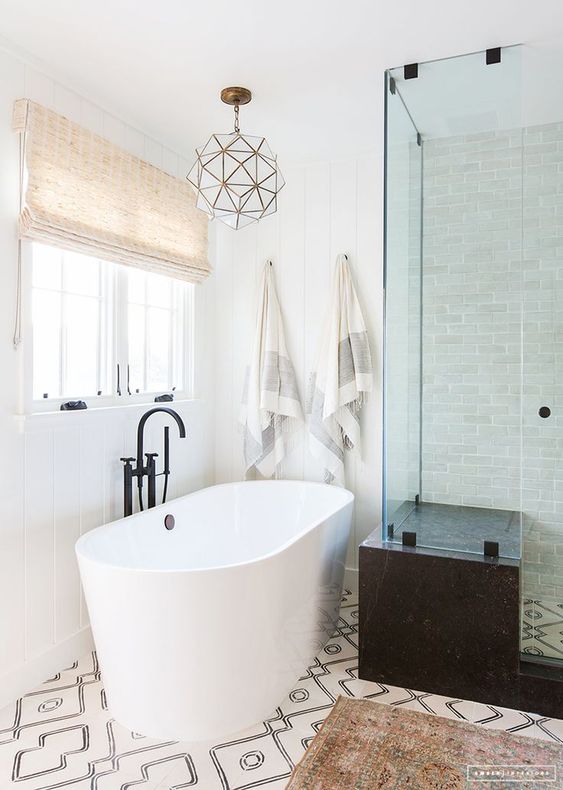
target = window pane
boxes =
[63,252,101,296]
[127,268,146,304]
[32,244,62,290]
[147,307,170,391]
[146,271,171,308]
[128,303,145,392]
[33,289,61,399]
[63,294,99,396]
[31,244,186,404]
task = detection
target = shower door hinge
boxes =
[486,47,501,65]
[389,76,396,95]
[404,62,418,80]
[416,132,422,147]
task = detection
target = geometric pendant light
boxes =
[186,87,285,230]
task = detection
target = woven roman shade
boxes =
[12,99,209,283]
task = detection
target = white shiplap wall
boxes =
[212,157,383,571]
[0,46,215,707]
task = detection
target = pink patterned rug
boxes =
[287,696,563,789]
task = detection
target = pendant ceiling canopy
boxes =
[187,87,285,230]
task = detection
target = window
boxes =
[29,243,192,408]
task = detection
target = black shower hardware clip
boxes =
[486,47,501,65]
[484,540,499,558]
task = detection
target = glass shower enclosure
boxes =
[383,45,563,665]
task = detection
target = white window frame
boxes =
[21,242,194,414]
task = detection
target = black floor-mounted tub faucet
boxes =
[120,407,186,517]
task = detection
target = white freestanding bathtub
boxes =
[76,480,353,741]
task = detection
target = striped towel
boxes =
[240,262,303,478]
[308,254,372,484]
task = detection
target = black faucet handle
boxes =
[120,456,136,465]
[145,452,158,472]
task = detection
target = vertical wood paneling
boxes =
[0,429,25,672]
[79,423,105,626]
[0,52,26,677]
[231,225,259,480]
[80,100,104,136]
[53,84,81,122]
[105,417,128,523]
[330,161,359,568]
[213,157,381,570]
[54,429,81,641]
[1,50,216,696]
[277,168,306,480]
[102,114,126,148]
[24,65,54,105]
[24,431,55,658]
[214,225,235,483]
[145,138,163,170]
[303,163,331,482]
[176,156,191,182]
[162,148,178,178]
[354,156,383,558]
[125,127,145,159]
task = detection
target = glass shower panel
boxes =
[383,74,422,535]
[521,121,563,661]
[384,47,523,558]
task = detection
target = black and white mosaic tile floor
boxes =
[1,589,563,789]
[522,598,563,660]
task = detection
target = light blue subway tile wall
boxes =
[422,124,563,600]
[521,122,563,602]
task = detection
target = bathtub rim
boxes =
[75,479,354,575]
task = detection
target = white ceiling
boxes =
[1,0,563,162]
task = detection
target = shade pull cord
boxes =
[13,239,22,349]
[13,131,25,350]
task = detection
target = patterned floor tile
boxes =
[521,598,563,660]
[1,587,562,789]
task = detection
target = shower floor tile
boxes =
[1,589,561,790]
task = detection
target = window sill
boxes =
[14,397,200,432]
